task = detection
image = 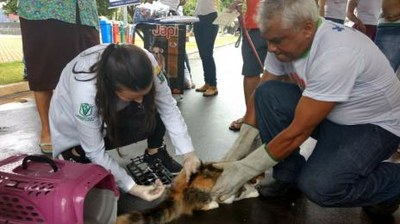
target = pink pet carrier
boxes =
[0,154,120,224]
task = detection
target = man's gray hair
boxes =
[257,0,319,33]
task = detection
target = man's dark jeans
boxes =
[254,80,400,207]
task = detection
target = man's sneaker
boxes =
[143,145,183,174]
[363,197,400,216]
[59,146,90,164]
[256,178,301,199]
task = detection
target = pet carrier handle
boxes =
[22,155,59,172]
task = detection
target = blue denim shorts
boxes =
[241,29,268,77]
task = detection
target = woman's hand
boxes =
[128,179,165,201]
[353,20,366,34]
[183,151,201,182]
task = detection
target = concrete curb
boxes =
[0,82,29,97]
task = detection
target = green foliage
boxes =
[2,0,17,15]
[2,0,237,21]
[183,0,196,16]
[183,0,236,16]
[1,0,117,18]
[219,0,236,11]
[96,0,118,19]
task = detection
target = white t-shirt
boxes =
[264,18,400,137]
[159,0,180,12]
[324,0,348,21]
[194,0,217,16]
[49,44,194,192]
[356,0,381,25]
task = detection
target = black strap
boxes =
[22,155,58,172]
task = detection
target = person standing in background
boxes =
[318,0,348,24]
[375,0,400,76]
[18,0,100,155]
[375,0,400,153]
[193,0,219,97]
[159,0,181,15]
[347,0,381,41]
[228,0,268,132]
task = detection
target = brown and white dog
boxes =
[150,46,166,73]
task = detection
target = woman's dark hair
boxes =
[93,44,156,146]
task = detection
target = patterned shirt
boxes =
[18,0,99,30]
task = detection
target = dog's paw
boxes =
[201,201,220,210]
[221,195,235,204]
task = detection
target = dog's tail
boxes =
[115,196,183,224]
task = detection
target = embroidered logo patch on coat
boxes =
[332,24,344,32]
[155,65,166,83]
[76,103,95,121]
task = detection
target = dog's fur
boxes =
[115,163,261,224]
[150,46,166,73]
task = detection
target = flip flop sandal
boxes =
[229,118,243,132]
[39,142,53,155]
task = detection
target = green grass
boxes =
[0,61,24,85]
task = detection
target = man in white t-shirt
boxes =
[212,0,400,216]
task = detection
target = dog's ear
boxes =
[199,160,204,169]
[186,161,204,183]
[209,162,225,172]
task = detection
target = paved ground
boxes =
[0,34,23,63]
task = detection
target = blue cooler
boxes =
[100,18,112,43]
